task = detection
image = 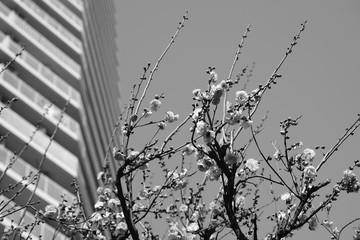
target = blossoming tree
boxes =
[1,12,360,240]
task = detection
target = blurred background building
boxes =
[0,0,121,238]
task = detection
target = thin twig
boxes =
[316,115,360,172]
[234,21,307,140]
[160,114,192,152]
[17,100,69,228]
[0,45,25,75]
[134,11,189,116]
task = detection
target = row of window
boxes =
[16,0,82,51]
[0,195,68,239]
[0,31,81,106]
[0,69,80,136]
[12,15,81,77]
[0,1,81,78]
[67,0,84,12]
[44,0,83,30]
[0,104,79,177]
[0,146,76,205]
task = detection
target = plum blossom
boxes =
[197,157,215,172]
[116,222,128,233]
[194,145,207,160]
[113,148,125,161]
[192,108,202,120]
[168,232,180,240]
[128,151,140,161]
[280,192,292,202]
[245,158,260,172]
[203,130,215,144]
[166,204,177,214]
[168,169,189,190]
[137,155,149,170]
[193,88,201,98]
[302,148,316,162]
[94,199,105,209]
[295,148,316,170]
[143,108,153,118]
[277,211,287,222]
[165,111,179,123]
[211,84,224,105]
[138,189,150,200]
[219,80,229,90]
[308,216,318,231]
[273,149,281,161]
[322,220,334,229]
[150,99,161,112]
[197,159,207,172]
[292,141,303,150]
[168,223,183,240]
[44,205,58,218]
[235,90,249,104]
[235,195,246,207]
[158,121,166,130]
[108,198,120,211]
[152,185,162,194]
[225,109,242,125]
[341,169,360,193]
[196,121,208,136]
[209,202,221,217]
[133,203,145,212]
[303,165,316,181]
[183,144,196,156]
[179,204,188,212]
[206,166,221,181]
[186,222,199,233]
[203,157,215,168]
[209,70,218,82]
[353,226,360,240]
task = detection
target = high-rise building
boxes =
[0,0,121,239]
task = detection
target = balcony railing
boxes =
[0,105,79,177]
[0,195,68,239]
[0,32,81,107]
[12,16,81,78]
[42,0,83,31]
[0,69,80,138]
[0,2,81,78]
[67,0,84,12]
[0,1,11,16]
[0,146,76,204]
[14,0,82,53]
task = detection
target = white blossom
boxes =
[150,99,161,112]
[245,158,259,172]
[165,111,179,123]
[235,90,249,104]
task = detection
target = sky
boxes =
[115,1,360,239]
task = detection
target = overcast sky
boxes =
[115,1,360,239]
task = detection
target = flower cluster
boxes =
[340,169,360,193]
[192,146,222,181]
[225,99,253,128]
[245,158,260,172]
[165,111,179,123]
[295,148,316,171]
[167,169,188,190]
[150,99,161,112]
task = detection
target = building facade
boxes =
[0,0,121,238]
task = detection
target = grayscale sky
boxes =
[115,1,360,239]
